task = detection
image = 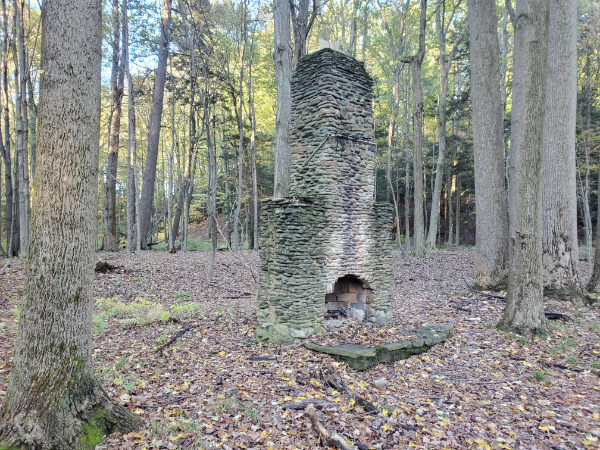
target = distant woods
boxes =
[0,0,598,286]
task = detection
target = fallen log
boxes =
[94,261,123,273]
[320,368,378,414]
[249,356,278,362]
[306,403,356,450]
[156,322,191,354]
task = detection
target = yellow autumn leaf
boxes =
[474,438,491,450]
[170,433,184,441]
[219,351,226,356]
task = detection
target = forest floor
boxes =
[1,248,600,449]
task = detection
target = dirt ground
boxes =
[1,248,599,449]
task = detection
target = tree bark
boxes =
[14,0,30,258]
[27,78,37,182]
[0,0,141,446]
[123,0,137,254]
[168,90,175,252]
[172,30,196,248]
[500,0,549,337]
[455,172,460,245]
[468,0,509,288]
[0,97,10,257]
[2,0,16,257]
[234,2,246,251]
[273,0,292,198]
[540,0,587,305]
[427,6,464,249]
[290,0,317,70]
[248,27,259,250]
[102,0,125,252]
[204,78,217,278]
[139,0,172,248]
[409,0,427,257]
[446,156,454,244]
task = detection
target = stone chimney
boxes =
[256,49,393,345]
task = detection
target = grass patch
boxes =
[153,238,215,252]
[534,371,546,382]
[95,297,170,328]
[505,331,527,345]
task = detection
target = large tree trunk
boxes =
[2,0,15,257]
[0,0,140,446]
[0,109,11,257]
[500,0,549,337]
[446,156,454,244]
[139,0,172,248]
[171,23,198,248]
[290,0,316,70]
[426,3,463,249]
[468,0,509,288]
[27,79,37,181]
[273,0,292,198]
[123,0,137,254]
[0,157,3,256]
[204,78,217,278]
[14,0,30,258]
[541,0,587,305]
[386,66,401,244]
[234,2,246,251]
[408,0,427,257]
[248,28,259,250]
[102,0,125,252]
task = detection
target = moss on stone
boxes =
[0,444,24,450]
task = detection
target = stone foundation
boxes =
[256,49,393,345]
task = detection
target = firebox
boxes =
[256,49,394,345]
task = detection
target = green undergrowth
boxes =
[92,297,201,334]
[152,238,214,252]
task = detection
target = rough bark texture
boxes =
[102,0,125,252]
[410,0,427,257]
[0,114,11,256]
[27,79,36,182]
[249,42,259,250]
[2,0,15,257]
[540,0,587,306]
[273,0,292,198]
[0,0,141,447]
[123,0,137,254]
[139,0,172,248]
[468,0,509,288]
[500,0,549,337]
[290,0,316,70]
[15,0,29,258]
[234,4,246,251]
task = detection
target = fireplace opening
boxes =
[325,275,372,322]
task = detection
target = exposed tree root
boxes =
[544,286,596,307]
[0,381,141,450]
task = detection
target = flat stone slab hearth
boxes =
[304,324,454,370]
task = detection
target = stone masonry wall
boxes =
[256,49,393,345]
